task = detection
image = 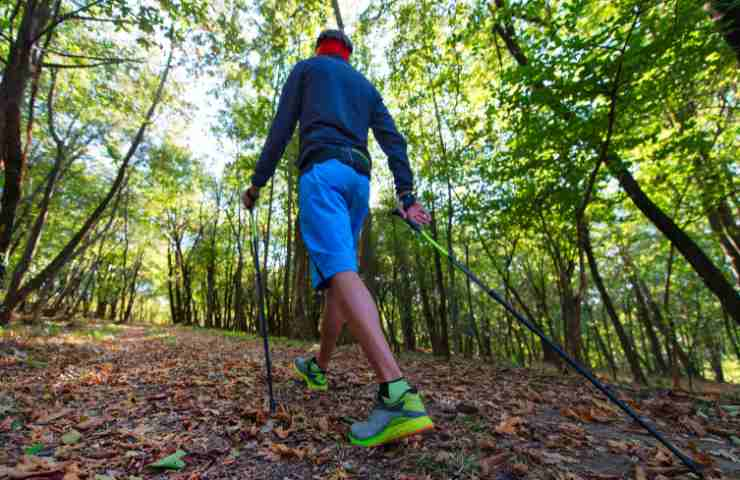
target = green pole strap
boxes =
[419,230,449,258]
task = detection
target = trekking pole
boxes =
[249,208,277,414]
[391,210,704,477]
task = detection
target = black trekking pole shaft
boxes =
[391,210,703,477]
[250,209,277,414]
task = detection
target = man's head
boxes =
[316,29,353,61]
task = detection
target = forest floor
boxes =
[1,322,740,480]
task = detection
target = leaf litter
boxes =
[0,323,738,479]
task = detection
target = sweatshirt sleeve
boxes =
[370,94,414,195]
[251,63,303,188]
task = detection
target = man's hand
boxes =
[242,185,260,210]
[399,202,431,226]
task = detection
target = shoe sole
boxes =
[348,416,434,447]
[293,363,328,391]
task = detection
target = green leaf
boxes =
[148,450,187,470]
[62,429,82,445]
[23,443,44,455]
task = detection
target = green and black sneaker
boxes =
[293,357,328,391]
[349,388,434,447]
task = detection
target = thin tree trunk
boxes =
[723,308,740,361]
[629,273,669,374]
[708,208,740,288]
[464,242,482,357]
[121,255,142,324]
[281,166,294,335]
[429,200,450,358]
[262,176,275,326]
[582,222,647,384]
[414,246,438,354]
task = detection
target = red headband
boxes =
[316,38,350,61]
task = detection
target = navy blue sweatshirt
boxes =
[251,54,414,194]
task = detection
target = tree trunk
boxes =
[464,242,483,357]
[708,207,740,288]
[629,273,669,374]
[0,1,54,284]
[281,167,294,335]
[414,246,439,354]
[5,77,66,304]
[292,222,314,339]
[262,176,275,327]
[723,308,740,360]
[581,221,647,384]
[593,310,618,378]
[121,255,142,324]
[429,200,450,357]
[606,154,740,324]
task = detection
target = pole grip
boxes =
[390,208,422,232]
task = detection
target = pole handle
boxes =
[390,208,422,232]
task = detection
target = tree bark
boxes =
[281,166,294,335]
[581,221,647,384]
[708,207,740,288]
[0,0,55,282]
[629,273,669,374]
[429,200,450,358]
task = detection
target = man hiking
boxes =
[242,29,434,446]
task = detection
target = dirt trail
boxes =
[1,324,739,479]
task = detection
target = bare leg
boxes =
[316,287,345,371]
[330,271,402,382]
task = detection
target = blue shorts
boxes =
[299,159,370,290]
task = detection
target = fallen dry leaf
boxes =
[680,416,707,437]
[478,438,497,451]
[270,443,304,460]
[35,408,72,425]
[652,448,673,466]
[479,453,509,476]
[62,462,81,480]
[607,439,630,453]
[76,416,106,431]
[512,463,529,476]
[317,416,329,433]
[495,416,525,435]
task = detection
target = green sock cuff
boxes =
[382,378,411,404]
[309,357,324,374]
